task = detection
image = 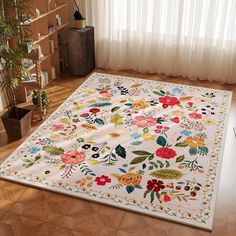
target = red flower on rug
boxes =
[51,124,65,131]
[147,179,165,192]
[160,193,172,202]
[156,147,177,159]
[80,113,89,117]
[95,175,111,186]
[159,96,180,108]
[189,112,202,119]
[89,108,100,114]
[131,116,157,128]
[61,150,86,165]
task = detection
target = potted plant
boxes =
[72,0,86,29]
[0,0,33,138]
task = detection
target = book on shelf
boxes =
[49,40,55,53]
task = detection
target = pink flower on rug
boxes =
[131,116,157,128]
[95,175,111,186]
[61,150,86,165]
[189,112,202,119]
[156,147,177,159]
[51,124,65,131]
[159,96,180,109]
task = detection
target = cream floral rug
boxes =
[0,73,232,230]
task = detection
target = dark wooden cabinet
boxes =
[67,26,95,76]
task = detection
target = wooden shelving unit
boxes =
[17,0,69,102]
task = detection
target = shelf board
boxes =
[57,23,69,31]
[30,3,68,24]
[34,23,69,44]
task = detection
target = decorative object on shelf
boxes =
[0,0,33,138]
[56,14,62,26]
[72,0,86,29]
[0,73,232,230]
[31,49,50,118]
[36,8,40,18]
[67,26,95,75]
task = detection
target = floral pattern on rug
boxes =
[0,73,232,230]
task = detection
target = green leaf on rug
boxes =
[35,154,41,161]
[130,156,147,164]
[43,146,64,155]
[156,117,166,124]
[111,106,120,112]
[94,118,105,125]
[198,146,209,155]
[175,142,188,147]
[60,118,70,124]
[111,114,124,126]
[156,136,167,147]
[126,186,134,194]
[150,169,183,180]
[153,91,165,96]
[89,103,112,107]
[26,163,34,168]
[143,127,149,134]
[150,191,155,203]
[134,184,142,189]
[22,158,32,163]
[189,148,198,156]
[119,168,127,173]
[115,145,126,158]
[132,151,152,155]
[176,155,185,163]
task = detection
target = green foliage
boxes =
[32,90,51,113]
[0,0,33,109]
[43,146,64,156]
[115,145,126,158]
[150,169,183,180]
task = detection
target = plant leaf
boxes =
[153,91,164,96]
[26,163,34,168]
[150,169,183,180]
[130,156,147,164]
[134,185,142,189]
[111,106,120,112]
[60,118,70,124]
[89,103,112,107]
[43,146,64,155]
[189,148,198,156]
[175,142,188,147]
[126,186,135,194]
[110,114,124,126]
[156,136,167,147]
[132,151,151,155]
[94,118,105,125]
[22,158,32,163]
[143,127,149,134]
[119,168,127,173]
[34,154,41,161]
[115,145,126,158]
[176,155,185,163]
[150,191,155,203]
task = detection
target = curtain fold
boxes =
[82,0,236,83]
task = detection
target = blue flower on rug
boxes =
[28,147,41,154]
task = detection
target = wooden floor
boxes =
[0,69,236,236]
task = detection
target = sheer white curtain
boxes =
[82,0,236,83]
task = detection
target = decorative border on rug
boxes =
[0,73,232,230]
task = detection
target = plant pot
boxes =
[1,107,32,139]
[74,19,86,29]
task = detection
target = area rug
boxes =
[0,73,232,230]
